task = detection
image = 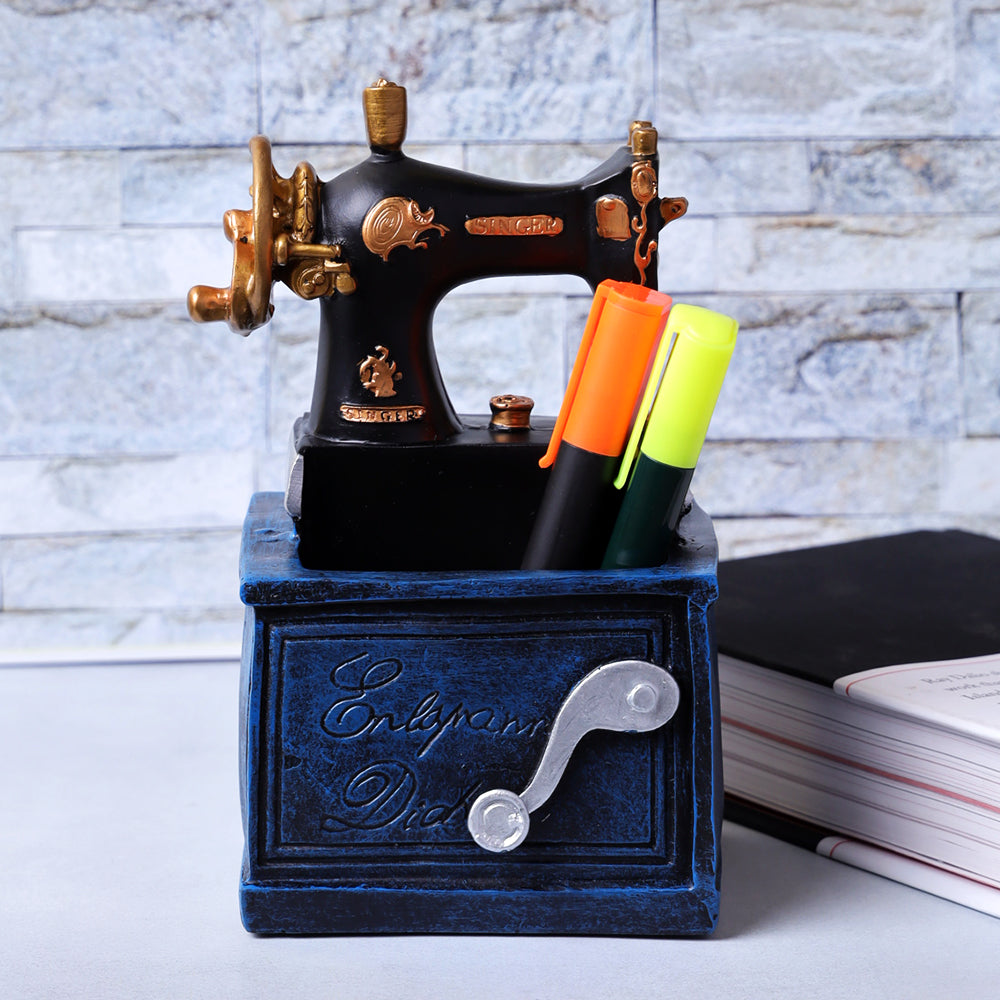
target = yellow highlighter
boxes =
[601,304,738,569]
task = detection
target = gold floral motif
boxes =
[358,345,403,398]
[362,197,449,261]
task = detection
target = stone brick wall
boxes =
[1,1,998,651]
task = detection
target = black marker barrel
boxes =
[521,443,621,569]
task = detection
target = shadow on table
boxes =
[714,821,858,938]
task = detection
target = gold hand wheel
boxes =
[188,136,354,335]
[188,136,276,335]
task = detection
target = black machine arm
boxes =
[189,78,687,443]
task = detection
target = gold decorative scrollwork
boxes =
[363,197,449,260]
[291,161,317,243]
[630,161,659,285]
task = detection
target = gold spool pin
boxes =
[489,394,534,432]
[629,123,657,157]
[364,78,407,151]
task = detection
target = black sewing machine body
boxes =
[189,79,686,569]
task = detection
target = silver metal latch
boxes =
[466,658,680,852]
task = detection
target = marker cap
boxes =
[614,304,737,487]
[540,280,671,468]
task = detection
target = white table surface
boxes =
[1,657,996,1000]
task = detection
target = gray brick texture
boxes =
[0,0,997,651]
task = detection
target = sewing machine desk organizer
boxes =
[239,492,721,936]
[191,79,722,935]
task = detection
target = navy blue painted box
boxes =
[239,491,722,935]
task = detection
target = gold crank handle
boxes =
[187,135,354,333]
[187,284,235,327]
[187,135,275,335]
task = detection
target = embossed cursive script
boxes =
[321,653,547,757]
[320,761,482,833]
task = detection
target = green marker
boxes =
[602,304,738,569]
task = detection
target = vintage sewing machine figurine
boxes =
[190,78,687,569]
[190,80,721,936]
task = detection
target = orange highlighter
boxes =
[521,280,672,569]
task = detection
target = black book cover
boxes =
[716,529,1000,687]
[724,795,829,851]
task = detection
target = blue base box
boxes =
[238,492,722,935]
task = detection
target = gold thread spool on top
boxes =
[489,394,534,431]
[630,124,657,156]
[364,78,407,150]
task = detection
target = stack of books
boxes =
[715,529,1000,916]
